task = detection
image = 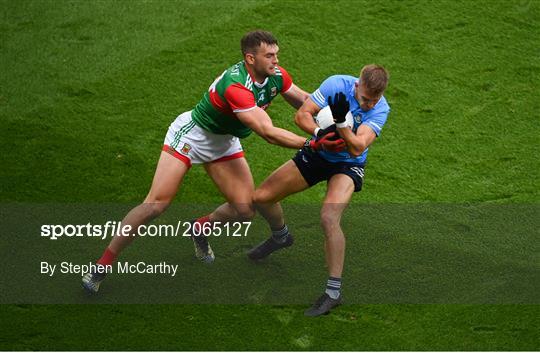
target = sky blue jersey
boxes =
[310,75,390,165]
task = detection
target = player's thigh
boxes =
[144,151,190,204]
[321,174,355,223]
[255,160,310,204]
[325,174,355,204]
[204,157,254,204]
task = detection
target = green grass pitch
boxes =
[1,0,539,350]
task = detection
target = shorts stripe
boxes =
[171,121,195,148]
[172,121,195,148]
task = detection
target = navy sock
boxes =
[325,276,341,299]
[271,224,289,244]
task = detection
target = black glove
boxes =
[316,124,338,140]
[328,92,349,124]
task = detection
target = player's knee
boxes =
[142,198,172,217]
[253,187,274,204]
[320,211,340,233]
[233,203,255,220]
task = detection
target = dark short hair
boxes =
[360,64,389,96]
[241,30,278,55]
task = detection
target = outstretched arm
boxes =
[236,107,305,149]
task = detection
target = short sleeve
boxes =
[364,110,389,136]
[310,75,346,108]
[224,83,257,113]
[277,66,293,93]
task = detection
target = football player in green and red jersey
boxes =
[82,30,343,294]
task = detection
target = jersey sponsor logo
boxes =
[271,87,277,97]
[180,143,192,155]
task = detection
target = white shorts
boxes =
[163,110,244,167]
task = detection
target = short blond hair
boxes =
[360,64,389,96]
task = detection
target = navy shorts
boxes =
[292,149,365,192]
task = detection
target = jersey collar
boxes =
[254,77,269,88]
[243,61,269,88]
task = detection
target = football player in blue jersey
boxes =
[247,64,390,316]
